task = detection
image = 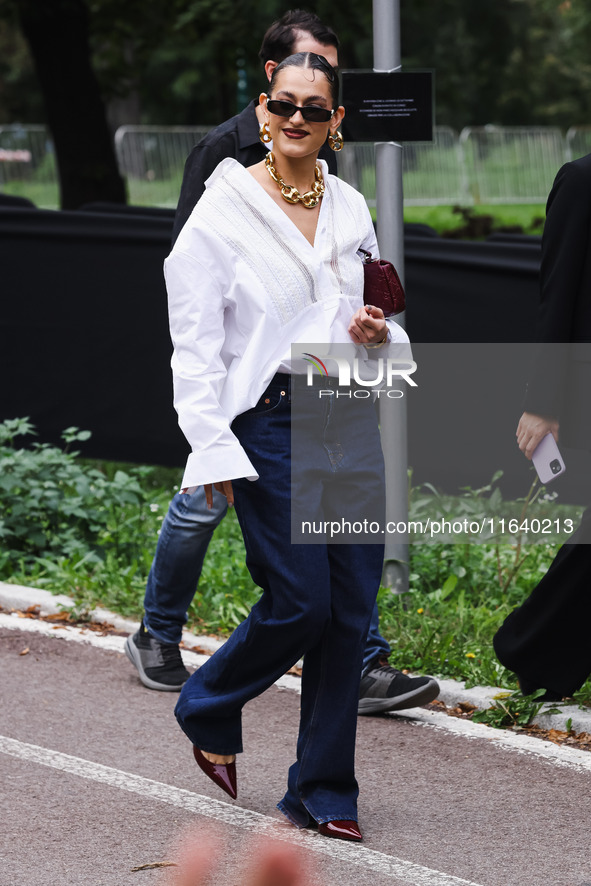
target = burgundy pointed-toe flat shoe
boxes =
[193,746,237,799]
[318,820,362,842]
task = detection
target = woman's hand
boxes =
[516,412,559,460]
[205,480,234,509]
[348,305,388,344]
[180,481,234,508]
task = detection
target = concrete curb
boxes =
[2,580,590,735]
[0,581,224,655]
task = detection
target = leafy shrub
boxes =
[0,417,259,631]
[0,417,155,571]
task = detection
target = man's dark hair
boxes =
[259,9,339,66]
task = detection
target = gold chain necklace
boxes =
[264,151,324,208]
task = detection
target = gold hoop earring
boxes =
[259,122,272,144]
[328,130,344,152]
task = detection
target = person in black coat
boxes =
[493,152,591,699]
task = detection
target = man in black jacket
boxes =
[494,152,591,699]
[126,9,440,715]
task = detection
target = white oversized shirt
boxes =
[165,157,409,489]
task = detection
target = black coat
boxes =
[524,152,591,449]
[493,154,591,698]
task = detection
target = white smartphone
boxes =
[531,432,566,484]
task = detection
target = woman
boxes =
[167,52,408,842]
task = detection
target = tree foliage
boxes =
[4,0,591,130]
[0,17,43,124]
[2,0,591,207]
[84,0,374,126]
[401,0,591,128]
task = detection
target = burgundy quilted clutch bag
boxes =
[359,248,405,316]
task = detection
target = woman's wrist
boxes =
[364,328,389,349]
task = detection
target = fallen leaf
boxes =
[44,612,71,622]
[130,862,177,872]
[183,643,213,656]
[458,701,477,714]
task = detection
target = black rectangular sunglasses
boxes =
[266,99,334,123]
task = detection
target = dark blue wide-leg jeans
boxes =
[174,374,385,825]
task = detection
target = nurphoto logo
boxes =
[302,352,417,398]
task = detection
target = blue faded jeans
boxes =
[175,374,386,824]
[143,490,389,670]
[143,487,228,644]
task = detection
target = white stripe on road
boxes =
[4,612,591,774]
[3,612,591,774]
[392,708,591,775]
[0,612,209,663]
[0,734,483,886]
[0,612,302,691]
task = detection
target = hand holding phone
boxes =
[531,432,566,484]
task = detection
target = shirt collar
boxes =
[238,99,263,150]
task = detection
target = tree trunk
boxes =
[17,0,126,209]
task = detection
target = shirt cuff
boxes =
[181,444,259,489]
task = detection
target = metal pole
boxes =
[373,0,409,592]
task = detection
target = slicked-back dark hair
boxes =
[269,52,340,108]
[259,9,339,66]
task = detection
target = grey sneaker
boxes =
[358,656,439,715]
[125,620,190,691]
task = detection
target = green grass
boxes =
[403,203,546,236]
[2,178,60,209]
[8,503,261,636]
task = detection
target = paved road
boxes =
[2,618,591,886]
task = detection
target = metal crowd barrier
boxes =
[113,125,211,207]
[340,127,470,206]
[459,126,565,204]
[0,124,58,207]
[3,123,591,210]
[566,126,591,162]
